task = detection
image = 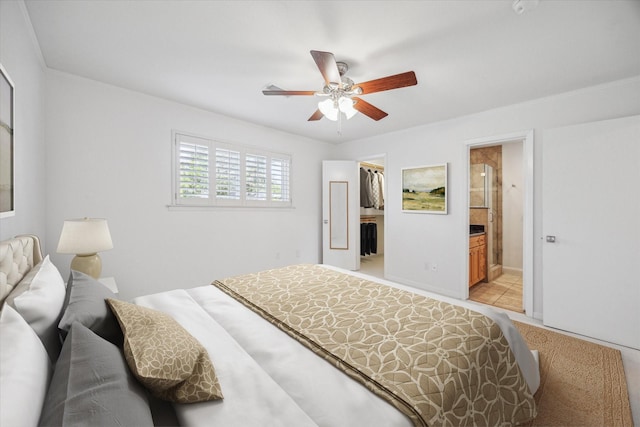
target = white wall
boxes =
[44,71,332,300]
[0,1,47,242]
[334,76,640,318]
[502,142,523,271]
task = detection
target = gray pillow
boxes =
[39,322,154,427]
[58,270,122,344]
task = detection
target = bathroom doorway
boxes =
[466,131,533,315]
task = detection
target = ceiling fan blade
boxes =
[355,71,417,94]
[310,50,342,86]
[353,97,388,121]
[262,90,316,96]
[308,109,324,121]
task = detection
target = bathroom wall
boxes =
[502,143,524,272]
[469,208,488,231]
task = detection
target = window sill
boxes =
[167,204,296,212]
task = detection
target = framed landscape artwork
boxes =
[0,63,14,218]
[402,163,447,214]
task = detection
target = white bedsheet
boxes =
[134,290,317,427]
[133,266,539,427]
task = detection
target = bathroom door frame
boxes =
[464,130,534,317]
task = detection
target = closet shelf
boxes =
[360,161,384,171]
[360,207,384,216]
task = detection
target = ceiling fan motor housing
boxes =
[336,61,348,76]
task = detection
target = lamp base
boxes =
[70,253,102,279]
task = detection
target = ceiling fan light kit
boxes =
[317,96,358,122]
[318,98,339,121]
[338,97,357,119]
[262,50,417,124]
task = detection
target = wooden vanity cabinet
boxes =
[469,234,487,287]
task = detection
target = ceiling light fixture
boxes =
[317,95,358,122]
[315,69,362,122]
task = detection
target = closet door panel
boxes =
[322,161,359,270]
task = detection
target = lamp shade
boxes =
[57,218,113,255]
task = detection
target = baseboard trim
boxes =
[503,266,523,276]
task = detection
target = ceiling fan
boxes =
[262,50,417,122]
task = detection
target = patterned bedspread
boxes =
[212,264,536,426]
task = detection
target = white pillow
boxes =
[0,305,53,427]
[10,256,66,359]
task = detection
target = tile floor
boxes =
[469,272,524,313]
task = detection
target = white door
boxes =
[542,115,640,349]
[322,161,360,270]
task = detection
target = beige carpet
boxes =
[514,321,633,426]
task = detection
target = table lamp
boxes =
[57,218,113,279]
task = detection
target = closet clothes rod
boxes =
[360,161,384,171]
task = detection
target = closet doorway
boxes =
[358,157,385,279]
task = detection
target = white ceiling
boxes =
[24,0,640,143]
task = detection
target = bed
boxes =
[0,235,539,427]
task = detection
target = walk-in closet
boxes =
[359,159,385,278]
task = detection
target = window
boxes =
[173,132,292,207]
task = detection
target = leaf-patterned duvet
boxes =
[213,264,536,427]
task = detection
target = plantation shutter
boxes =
[271,156,291,202]
[215,147,241,200]
[245,153,267,201]
[178,140,209,202]
[173,132,292,207]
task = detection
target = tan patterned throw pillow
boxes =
[106,299,223,403]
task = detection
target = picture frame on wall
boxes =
[402,163,448,214]
[0,63,15,218]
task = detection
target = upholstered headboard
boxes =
[0,235,44,304]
